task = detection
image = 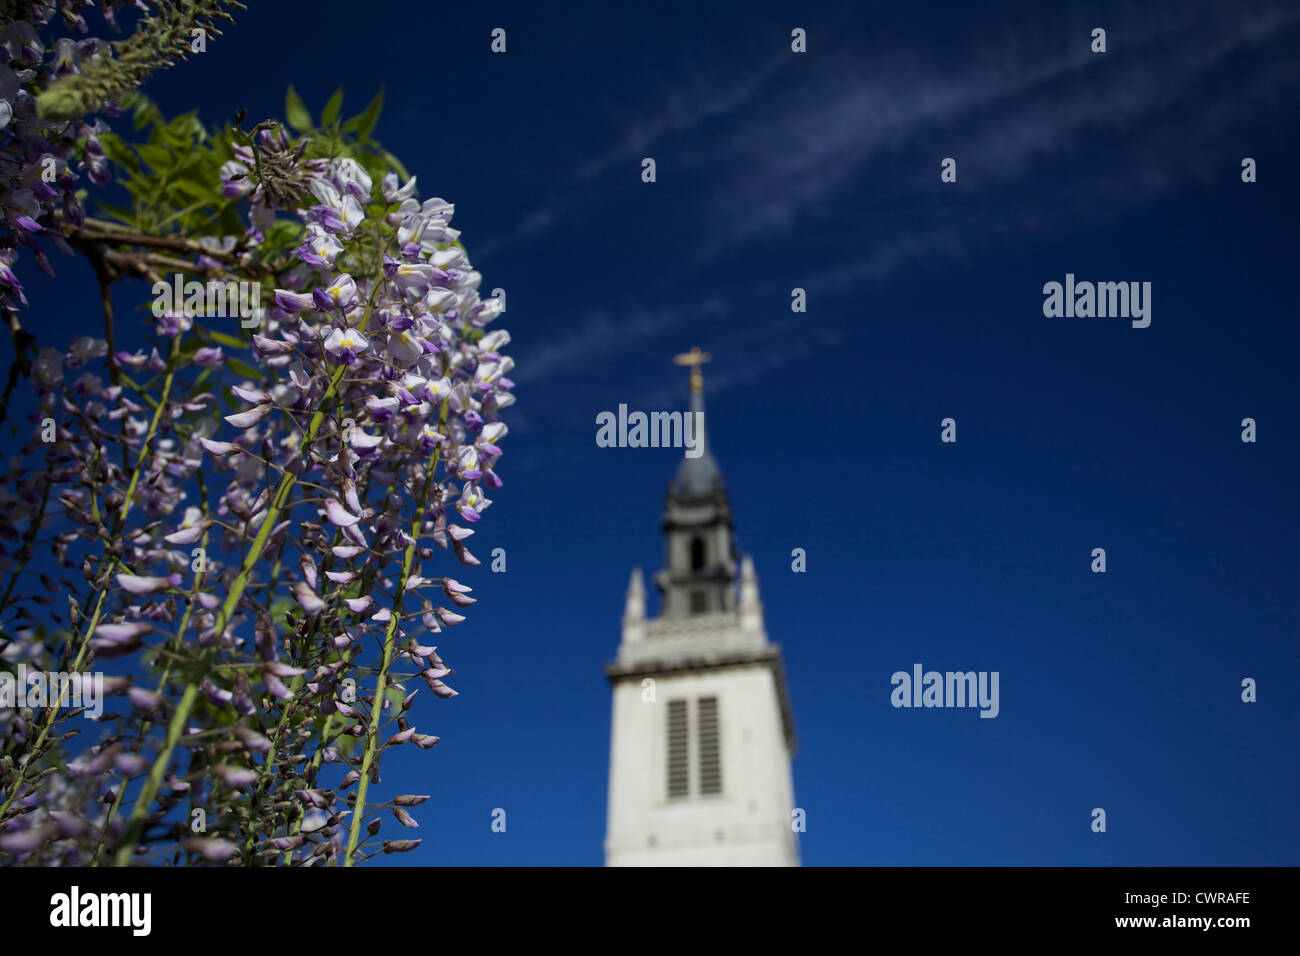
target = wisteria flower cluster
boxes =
[0,9,513,866]
[2,2,241,319]
[1,2,114,315]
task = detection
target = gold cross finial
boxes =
[673,346,711,394]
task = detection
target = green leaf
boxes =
[92,201,136,226]
[342,88,384,140]
[285,85,312,132]
[132,96,164,131]
[172,177,213,202]
[155,111,203,151]
[205,330,247,349]
[173,112,206,142]
[98,133,139,173]
[268,595,296,631]
[226,357,262,382]
[321,87,343,126]
[135,144,173,172]
[264,219,304,247]
[378,147,408,181]
[215,205,245,236]
[123,173,156,205]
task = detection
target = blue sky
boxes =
[10,0,1300,865]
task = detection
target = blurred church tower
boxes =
[604,349,799,866]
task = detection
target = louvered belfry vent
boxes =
[698,696,722,795]
[666,699,689,798]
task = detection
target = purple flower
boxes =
[12,213,43,234]
[252,333,294,354]
[456,483,489,522]
[323,326,368,363]
[220,160,252,198]
[454,446,482,481]
[202,678,233,705]
[199,437,240,456]
[323,273,358,309]
[231,385,269,403]
[387,329,424,367]
[91,621,153,657]
[274,289,316,313]
[97,621,154,641]
[0,826,57,853]
[331,158,372,200]
[442,578,476,607]
[225,404,272,429]
[392,262,434,289]
[383,171,418,203]
[433,607,466,626]
[366,395,399,421]
[236,727,272,753]
[296,225,344,267]
[293,581,324,615]
[212,765,258,788]
[68,336,108,365]
[194,346,224,368]
[164,516,207,545]
[128,686,163,710]
[325,499,361,527]
[187,838,240,862]
[116,573,175,595]
[349,428,383,452]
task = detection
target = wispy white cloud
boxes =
[475,208,556,259]
[573,53,790,181]
[496,2,1300,401]
[690,4,1300,265]
[634,326,848,415]
[512,296,728,386]
[478,52,790,261]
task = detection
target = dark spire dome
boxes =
[670,382,724,496]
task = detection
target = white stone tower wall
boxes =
[605,665,798,866]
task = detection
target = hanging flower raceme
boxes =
[0,54,514,866]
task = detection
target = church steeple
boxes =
[655,348,738,618]
[604,349,798,867]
